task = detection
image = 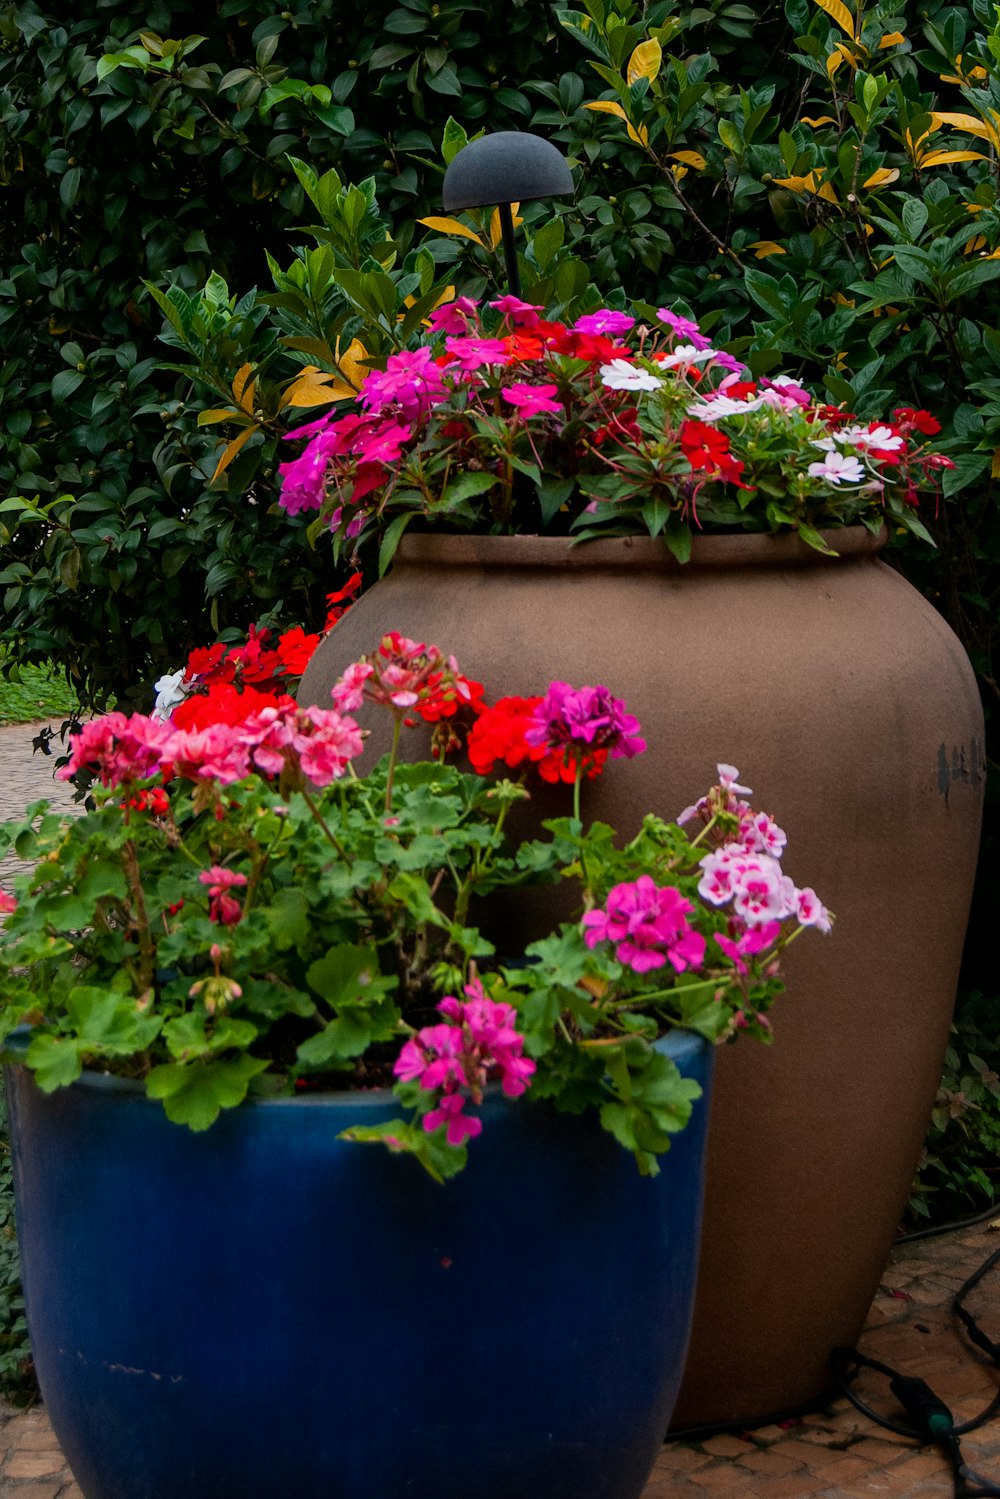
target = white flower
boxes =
[598,358,664,392]
[655,344,717,369]
[806,450,865,485]
[686,394,768,422]
[840,423,905,452]
[152,668,190,723]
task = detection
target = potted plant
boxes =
[280,298,985,1425]
[0,632,827,1499]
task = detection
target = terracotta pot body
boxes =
[299,530,985,1428]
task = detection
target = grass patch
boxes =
[0,658,78,726]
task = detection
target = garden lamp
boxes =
[442,131,574,297]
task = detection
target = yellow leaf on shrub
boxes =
[211,425,256,483]
[280,366,356,410]
[812,0,856,39]
[627,38,662,85]
[879,31,905,47]
[749,241,787,258]
[585,100,628,120]
[626,120,650,147]
[801,115,837,127]
[921,149,989,167]
[232,363,255,412]
[992,448,1000,480]
[197,408,239,426]
[863,167,900,188]
[337,337,371,391]
[417,216,487,249]
[670,150,706,169]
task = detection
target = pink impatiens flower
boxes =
[501,382,563,419]
[574,309,635,336]
[358,346,448,421]
[583,876,707,974]
[656,308,712,350]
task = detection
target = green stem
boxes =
[301,785,350,861]
[385,714,403,815]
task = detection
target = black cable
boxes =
[831,1243,1000,1499]
[897,1202,1000,1246]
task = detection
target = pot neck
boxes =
[393,527,887,574]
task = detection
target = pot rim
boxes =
[393,525,886,573]
[9,1026,708,1109]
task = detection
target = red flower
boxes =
[276,626,321,677]
[325,571,362,632]
[548,330,618,363]
[186,642,228,681]
[680,419,745,484]
[467,696,605,783]
[893,407,941,436]
[172,682,292,731]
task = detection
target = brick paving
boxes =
[0,727,997,1495]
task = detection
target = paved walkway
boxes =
[0,722,79,890]
[0,1223,996,1496]
[0,726,997,1495]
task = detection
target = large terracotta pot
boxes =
[298,528,985,1428]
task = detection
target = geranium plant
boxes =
[278,297,952,569]
[0,632,830,1180]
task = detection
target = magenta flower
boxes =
[501,382,563,420]
[656,308,712,350]
[424,1093,482,1145]
[426,295,478,336]
[490,295,542,327]
[574,310,635,336]
[795,887,832,932]
[583,876,706,974]
[443,335,512,371]
[525,682,646,761]
[358,346,448,421]
[392,980,535,1146]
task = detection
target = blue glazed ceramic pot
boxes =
[8,1029,711,1499]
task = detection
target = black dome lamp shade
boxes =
[441,131,574,297]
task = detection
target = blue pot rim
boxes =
[29,1026,709,1111]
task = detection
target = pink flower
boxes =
[331,661,374,711]
[718,764,753,796]
[443,335,512,370]
[393,980,535,1146]
[0,892,16,915]
[714,919,782,974]
[795,887,832,932]
[60,712,173,788]
[198,865,248,926]
[424,1093,483,1146]
[656,308,712,350]
[574,310,635,336]
[426,296,479,336]
[583,876,707,974]
[730,856,797,927]
[760,375,812,408]
[501,382,563,419]
[526,682,646,764]
[358,347,448,421]
[740,811,787,859]
[490,295,542,326]
[161,724,252,785]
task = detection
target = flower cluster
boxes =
[2,632,830,1179]
[467,681,645,786]
[152,575,362,724]
[61,700,365,793]
[393,981,536,1145]
[278,297,950,560]
[677,763,831,976]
